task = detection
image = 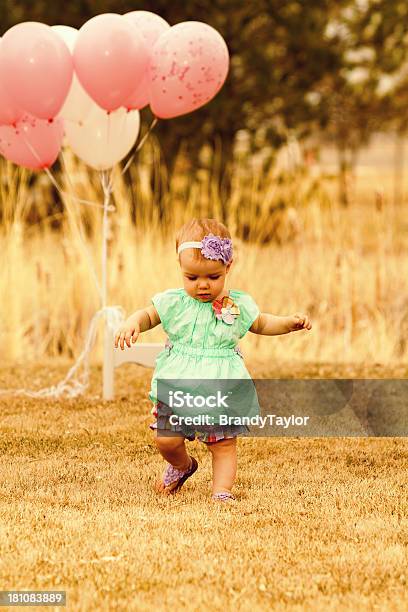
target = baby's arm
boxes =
[114,305,161,350]
[249,312,312,336]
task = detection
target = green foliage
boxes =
[1,0,408,179]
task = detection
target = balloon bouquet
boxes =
[0,11,229,399]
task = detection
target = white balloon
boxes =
[52,25,94,124]
[64,105,140,170]
[51,25,77,52]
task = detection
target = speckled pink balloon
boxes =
[123,11,170,110]
[0,114,63,169]
[149,21,229,119]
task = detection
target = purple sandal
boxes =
[162,456,198,494]
[212,491,236,502]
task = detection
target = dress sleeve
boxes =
[151,289,180,335]
[236,291,260,338]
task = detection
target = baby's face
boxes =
[179,251,231,302]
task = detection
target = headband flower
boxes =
[201,233,233,265]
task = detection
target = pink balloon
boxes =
[0,22,73,120]
[149,21,229,119]
[74,14,149,112]
[0,115,63,170]
[123,11,170,110]
[0,39,24,125]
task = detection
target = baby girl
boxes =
[114,218,312,502]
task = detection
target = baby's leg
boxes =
[154,434,195,494]
[154,434,191,471]
[206,437,237,496]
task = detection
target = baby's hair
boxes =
[176,218,231,262]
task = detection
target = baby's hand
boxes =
[114,324,140,350]
[288,313,312,332]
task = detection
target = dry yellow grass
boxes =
[0,360,407,611]
[1,142,408,366]
[1,137,408,609]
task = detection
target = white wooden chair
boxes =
[103,324,164,399]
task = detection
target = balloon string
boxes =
[21,135,105,210]
[107,112,111,151]
[109,117,158,190]
[45,166,105,209]
[0,305,126,399]
[58,147,113,211]
[5,120,156,401]
[21,135,103,301]
[58,146,115,212]
[99,170,113,311]
[124,116,158,174]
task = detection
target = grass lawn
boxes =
[0,359,407,611]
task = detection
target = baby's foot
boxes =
[155,456,198,495]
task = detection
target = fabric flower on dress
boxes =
[201,233,233,265]
[212,296,240,325]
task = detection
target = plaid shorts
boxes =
[149,401,249,444]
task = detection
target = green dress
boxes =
[148,287,260,443]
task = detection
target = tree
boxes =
[0,0,352,187]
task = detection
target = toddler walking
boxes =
[114,218,312,502]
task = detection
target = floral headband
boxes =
[177,233,233,265]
